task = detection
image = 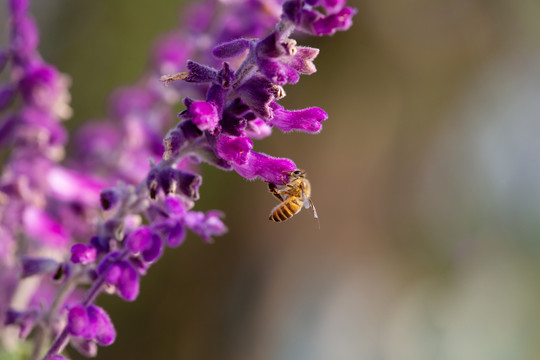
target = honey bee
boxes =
[268,169,319,226]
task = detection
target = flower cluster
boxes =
[0,0,356,359]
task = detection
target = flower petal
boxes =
[232,151,296,184]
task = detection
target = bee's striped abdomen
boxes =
[269,198,302,222]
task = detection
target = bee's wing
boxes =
[301,185,309,208]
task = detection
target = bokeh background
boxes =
[2,0,540,359]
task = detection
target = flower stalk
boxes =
[0,0,356,358]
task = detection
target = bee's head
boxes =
[284,169,306,179]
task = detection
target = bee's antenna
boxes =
[309,199,320,230]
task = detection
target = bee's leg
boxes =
[268,182,284,201]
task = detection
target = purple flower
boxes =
[67,305,88,337]
[100,188,120,210]
[67,305,116,346]
[321,0,347,14]
[70,244,97,265]
[151,195,188,248]
[22,206,70,248]
[125,227,153,254]
[8,0,29,17]
[269,102,327,133]
[313,6,357,35]
[86,305,116,346]
[244,118,272,139]
[215,135,253,165]
[232,151,296,184]
[116,260,139,301]
[190,101,220,132]
[237,74,285,119]
[163,221,186,247]
[184,210,227,243]
[46,167,104,206]
[10,15,39,63]
[147,166,202,200]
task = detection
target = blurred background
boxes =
[2,0,540,359]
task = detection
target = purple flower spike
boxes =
[117,261,139,301]
[232,151,296,184]
[70,243,97,265]
[20,256,59,278]
[269,102,327,133]
[313,7,357,36]
[190,101,219,132]
[87,305,116,346]
[4,0,356,356]
[67,305,88,337]
[125,226,153,254]
[213,39,251,59]
[215,135,253,165]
